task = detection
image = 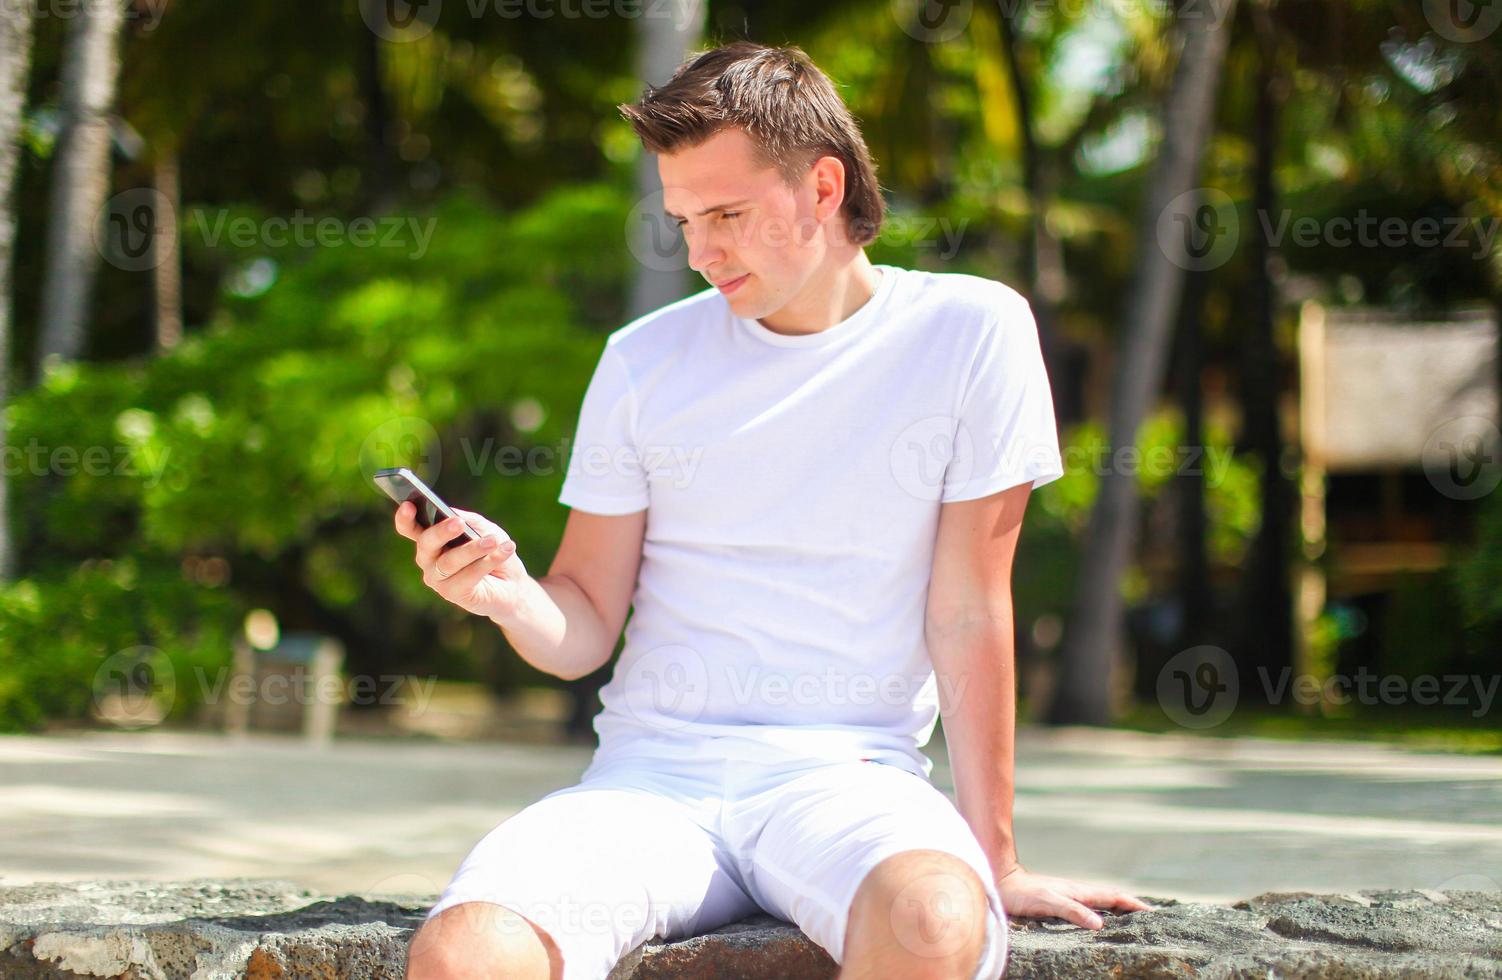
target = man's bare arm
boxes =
[924,482,1029,875]
[492,507,647,681]
[397,502,646,682]
[926,481,1151,928]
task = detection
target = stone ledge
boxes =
[1,879,1499,978]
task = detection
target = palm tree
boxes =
[624,0,706,321]
[35,0,126,376]
[1050,0,1241,725]
[0,0,35,580]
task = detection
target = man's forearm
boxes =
[927,612,1020,875]
[488,572,617,682]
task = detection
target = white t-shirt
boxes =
[557,263,1063,780]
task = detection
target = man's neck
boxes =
[758,251,882,337]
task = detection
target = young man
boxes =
[399,40,1147,980]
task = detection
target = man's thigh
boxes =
[735,760,1008,980]
[423,778,757,980]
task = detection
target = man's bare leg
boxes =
[405,901,565,980]
[837,849,989,980]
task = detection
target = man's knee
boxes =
[405,901,564,980]
[846,849,989,975]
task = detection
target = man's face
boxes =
[659,127,833,322]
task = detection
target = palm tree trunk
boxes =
[153,149,182,351]
[624,0,705,322]
[1049,0,1240,725]
[996,3,1069,421]
[1236,1,1292,699]
[0,0,35,581]
[35,0,125,376]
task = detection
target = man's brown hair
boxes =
[618,40,887,246]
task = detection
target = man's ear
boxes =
[810,154,847,224]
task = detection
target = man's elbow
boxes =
[925,599,1015,641]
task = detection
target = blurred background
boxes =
[0,0,1499,756]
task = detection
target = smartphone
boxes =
[373,467,484,551]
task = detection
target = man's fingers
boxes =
[1102,892,1153,912]
[437,545,509,595]
[415,516,468,566]
[1073,884,1152,913]
[1059,899,1104,930]
[394,501,420,541]
[452,508,510,544]
[433,532,502,576]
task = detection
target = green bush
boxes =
[0,184,637,731]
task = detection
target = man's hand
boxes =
[995,865,1152,930]
[394,502,529,622]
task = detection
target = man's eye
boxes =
[721,212,742,220]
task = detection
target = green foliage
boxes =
[1013,408,1262,624]
[1452,490,1502,645]
[0,185,634,731]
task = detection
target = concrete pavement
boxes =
[1,726,1497,904]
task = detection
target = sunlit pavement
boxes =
[1,727,1498,904]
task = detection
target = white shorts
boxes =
[422,744,1008,980]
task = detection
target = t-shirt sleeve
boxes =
[557,342,650,515]
[940,289,1065,502]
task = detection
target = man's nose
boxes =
[685,227,726,275]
